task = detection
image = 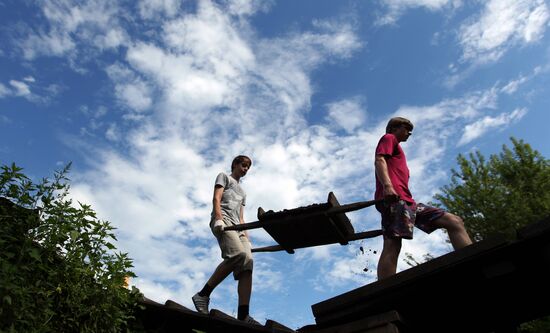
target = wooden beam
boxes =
[251,228,382,253]
[251,245,285,253]
[346,229,383,241]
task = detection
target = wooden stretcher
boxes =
[224,192,383,254]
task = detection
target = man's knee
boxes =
[232,251,253,280]
[442,213,465,231]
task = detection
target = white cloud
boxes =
[225,0,274,17]
[105,123,120,142]
[107,64,153,113]
[458,108,527,146]
[9,80,31,97]
[501,75,529,94]
[500,65,546,94]
[459,0,549,64]
[377,0,461,25]
[20,0,127,60]
[325,97,367,133]
[0,77,62,104]
[118,81,153,112]
[138,0,181,19]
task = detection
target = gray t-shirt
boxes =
[211,173,246,226]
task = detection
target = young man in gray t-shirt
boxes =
[192,155,259,325]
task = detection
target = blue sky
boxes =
[1,0,549,328]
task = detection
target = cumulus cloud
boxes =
[459,0,549,64]
[458,108,527,146]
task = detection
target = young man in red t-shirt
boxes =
[375,117,472,280]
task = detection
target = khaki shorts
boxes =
[210,221,253,280]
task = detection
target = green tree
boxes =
[435,137,550,241]
[434,138,550,333]
[0,163,143,332]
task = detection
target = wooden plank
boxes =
[252,230,383,253]
[312,311,403,333]
[251,245,285,253]
[210,309,239,321]
[164,300,196,314]
[326,192,354,237]
[346,230,383,241]
[312,235,510,323]
[265,319,296,332]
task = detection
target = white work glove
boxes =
[213,219,224,236]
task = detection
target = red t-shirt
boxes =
[374,133,415,204]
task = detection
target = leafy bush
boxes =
[0,163,143,332]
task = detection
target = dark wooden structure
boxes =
[138,297,296,333]
[224,192,383,254]
[306,216,550,333]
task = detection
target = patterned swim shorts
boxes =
[376,200,446,239]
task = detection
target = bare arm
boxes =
[375,154,398,201]
[213,185,224,221]
[240,205,250,240]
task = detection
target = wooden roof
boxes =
[138,298,296,333]
[309,216,550,332]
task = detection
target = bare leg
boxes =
[237,270,252,306]
[377,236,402,280]
[433,213,472,250]
[206,260,234,289]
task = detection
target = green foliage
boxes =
[519,315,550,333]
[0,163,143,332]
[434,138,550,241]
[433,138,550,333]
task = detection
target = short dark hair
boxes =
[231,155,252,171]
[386,117,414,133]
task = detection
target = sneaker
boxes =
[192,293,209,314]
[241,315,261,326]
